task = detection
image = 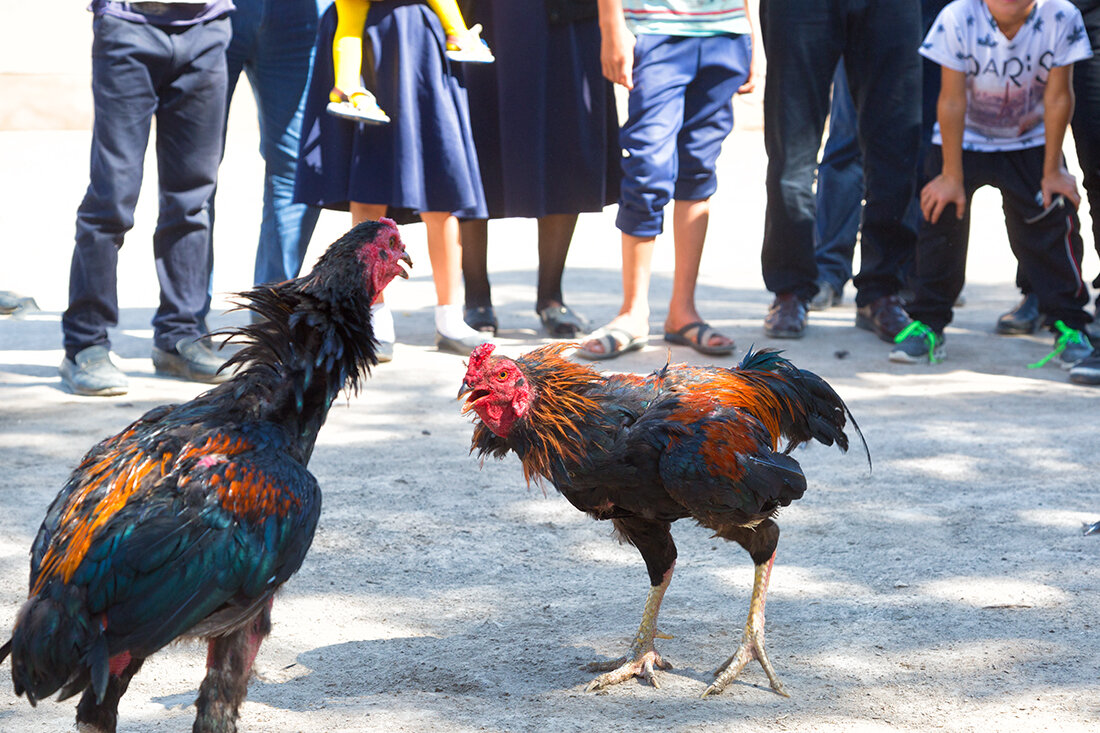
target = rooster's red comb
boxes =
[469,342,496,370]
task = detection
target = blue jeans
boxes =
[812,0,950,298]
[760,0,922,306]
[216,0,325,288]
[813,61,862,295]
[63,14,230,359]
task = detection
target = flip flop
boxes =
[575,325,648,361]
[538,304,588,338]
[663,321,735,356]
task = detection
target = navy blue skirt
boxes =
[462,0,621,220]
[294,1,487,217]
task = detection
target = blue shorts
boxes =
[616,32,751,238]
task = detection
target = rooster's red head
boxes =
[459,343,535,437]
[355,217,412,295]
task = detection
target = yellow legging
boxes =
[332,0,472,102]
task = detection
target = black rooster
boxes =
[1,219,410,732]
[460,343,867,697]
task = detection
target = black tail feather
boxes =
[737,346,871,472]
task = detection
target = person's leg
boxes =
[333,0,370,97]
[1070,0,1100,310]
[844,0,921,307]
[421,211,463,306]
[904,148,980,335]
[664,198,733,350]
[813,59,862,301]
[150,18,230,352]
[349,203,395,355]
[63,15,158,360]
[664,33,749,349]
[1000,148,1090,332]
[199,0,253,327]
[424,211,491,348]
[459,218,497,333]
[535,213,579,312]
[426,0,472,37]
[249,0,323,285]
[460,218,491,308]
[534,213,589,338]
[579,34,689,355]
[759,0,842,303]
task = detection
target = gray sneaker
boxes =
[888,322,945,364]
[152,337,232,384]
[809,281,841,311]
[1058,329,1093,369]
[1069,347,1100,385]
[59,345,128,396]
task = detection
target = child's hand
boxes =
[920,174,966,224]
[1041,169,1081,209]
[600,17,636,89]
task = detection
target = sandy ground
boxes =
[2,87,1100,733]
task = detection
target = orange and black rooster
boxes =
[1,220,410,732]
[460,343,867,697]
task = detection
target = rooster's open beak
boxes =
[457,379,473,400]
[397,253,413,279]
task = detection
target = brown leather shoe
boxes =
[764,293,808,339]
[855,294,910,342]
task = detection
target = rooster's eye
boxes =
[389,236,397,247]
[497,370,508,380]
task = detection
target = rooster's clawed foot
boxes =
[702,624,788,698]
[583,649,672,691]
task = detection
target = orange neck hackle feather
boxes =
[510,344,605,486]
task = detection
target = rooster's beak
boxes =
[457,379,473,400]
[397,253,413,279]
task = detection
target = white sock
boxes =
[371,302,395,343]
[435,304,479,339]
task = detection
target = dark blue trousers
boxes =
[760,0,922,306]
[908,146,1090,334]
[63,14,230,359]
[811,0,948,297]
[616,33,751,238]
[1070,0,1100,308]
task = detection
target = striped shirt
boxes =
[623,0,750,37]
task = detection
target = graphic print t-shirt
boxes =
[920,0,1091,151]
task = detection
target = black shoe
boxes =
[463,305,498,335]
[809,281,841,311]
[855,294,910,343]
[995,294,1041,335]
[153,337,232,384]
[1086,310,1100,341]
[764,293,808,339]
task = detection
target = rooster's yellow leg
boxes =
[584,565,674,691]
[702,551,789,698]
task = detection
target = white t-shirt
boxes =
[920,0,1092,151]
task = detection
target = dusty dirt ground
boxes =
[2,92,1100,732]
